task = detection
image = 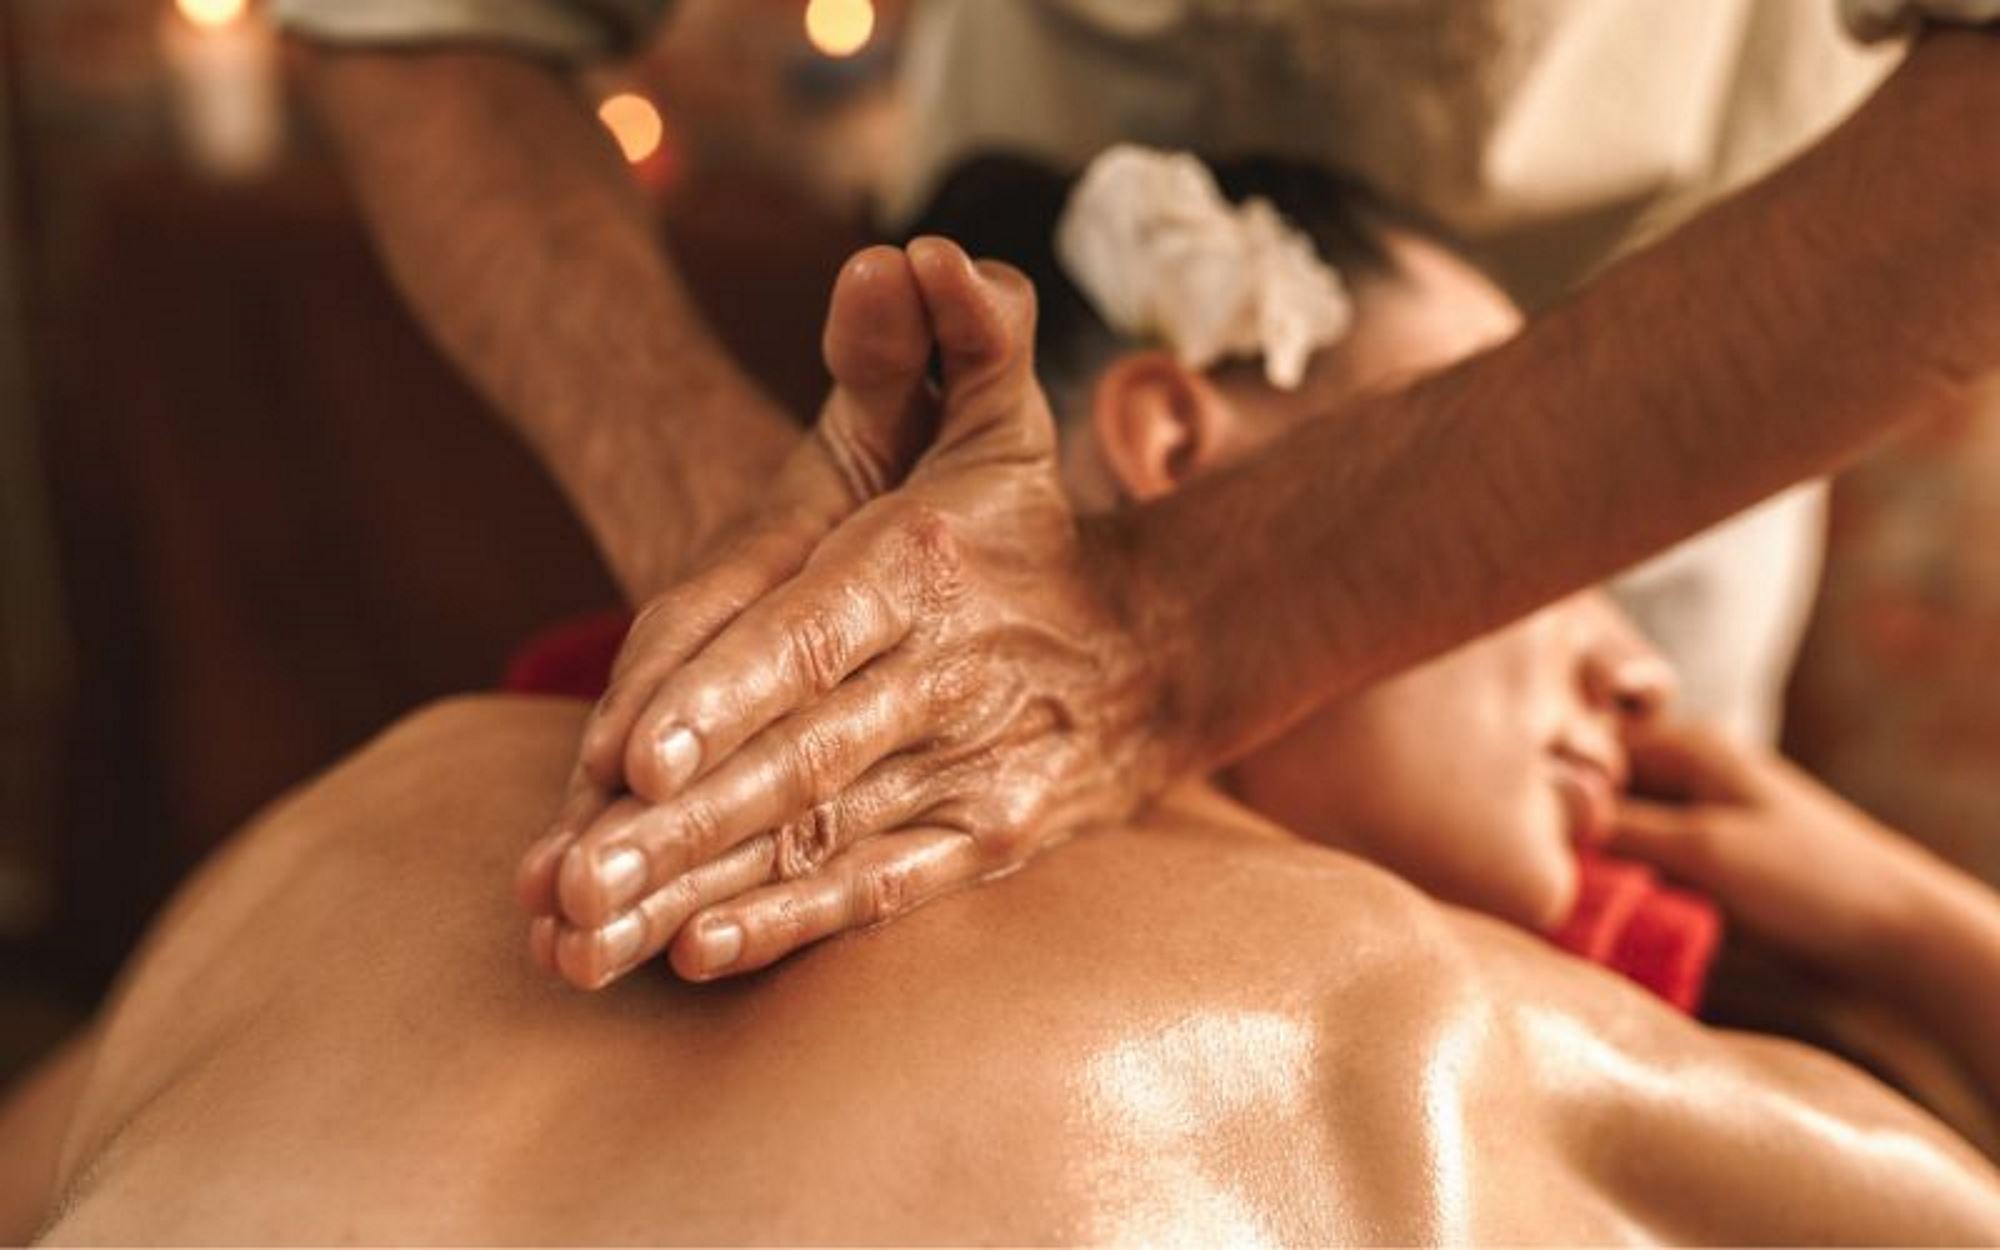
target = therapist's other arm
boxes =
[302,46,800,598]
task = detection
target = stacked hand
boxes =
[517,238,1169,988]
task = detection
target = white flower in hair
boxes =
[1054,145,1353,390]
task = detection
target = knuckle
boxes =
[788,726,848,804]
[984,823,1030,865]
[919,656,978,721]
[673,797,727,859]
[788,612,848,696]
[767,894,813,945]
[970,794,1035,863]
[892,505,964,594]
[857,859,919,925]
[774,805,842,880]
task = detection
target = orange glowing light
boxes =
[597,92,665,165]
[177,0,250,28]
[805,0,875,58]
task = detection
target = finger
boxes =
[517,766,613,916]
[668,827,984,981]
[527,915,559,975]
[904,236,1054,465]
[616,556,912,804]
[578,526,819,795]
[1607,797,1727,882]
[562,729,941,928]
[814,245,938,501]
[906,236,1034,388]
[552,831,781,991]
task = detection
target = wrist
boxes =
[566,368,798,601]
[1075,509,1200,787]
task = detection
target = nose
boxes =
[1580,606,1677,725]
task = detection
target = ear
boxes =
[1087,352,1240,502]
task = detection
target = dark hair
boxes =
[903,151,1403,415]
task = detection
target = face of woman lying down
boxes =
[1228,594,1674,931]
[1071,226,1675,930]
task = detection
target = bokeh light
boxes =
[176,0,250,29]
[804,0,875,58]
[597,92,665,165]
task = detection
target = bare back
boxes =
[38,698,2000,1244]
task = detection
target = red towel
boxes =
[1550,852,1723,1015]
[501,609,631,701]
[503,613,1724,1013]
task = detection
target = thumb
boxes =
[813,244,939,504]
[905,235,1057,470]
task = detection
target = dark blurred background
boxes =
[0,0,1995,1084]
[0,0,907,1075]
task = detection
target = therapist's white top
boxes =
[272,0,1974,742]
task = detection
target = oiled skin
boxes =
[39,699,2000,1244]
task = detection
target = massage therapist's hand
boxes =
[1608,722,1967,990]
[510,242,940,973]
[524,238,1169,989]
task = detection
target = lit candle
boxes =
[805,0,875,58]
[161,0,282,179]
[596,89,680,196]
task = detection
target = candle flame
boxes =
[805,0,875,58]
[597,93,665,166]
[177,0,250,29]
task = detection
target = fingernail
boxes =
[595,910,648,981]
[702,922,745,972]
[595,845,650,913]
[656,724,701,793]
[648,720,704,788]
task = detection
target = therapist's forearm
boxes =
[302,46,797,599]
[1112,29,2000,774]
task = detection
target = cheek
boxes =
[1441,723,1578,929]
[1380,754,1577,932]
[1230,707,1580,933]
[1479,784,1581,932]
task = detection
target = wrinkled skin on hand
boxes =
[518,238,1168,989]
